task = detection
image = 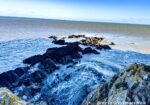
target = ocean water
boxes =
[0,17,150,104]
[1,38,149,105]
[0,16,150,41]
[40,46,150,105]
[0,38,150,73]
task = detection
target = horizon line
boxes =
[0,15,150,26]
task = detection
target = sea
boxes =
[0,16,150,105]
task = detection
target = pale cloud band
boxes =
[0,0,150,24]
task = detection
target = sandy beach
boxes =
[0,16,150,54]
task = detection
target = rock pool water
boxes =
[0,38,150,105]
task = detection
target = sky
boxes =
[0,0,150,24]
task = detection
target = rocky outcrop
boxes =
[49,35,112,50]
[96,45,111,50]
[44,42,82,64]
[0,88,26,105]
[23,42,101,65]
[0,37,104,104]
[23,55,45,65]
[0,57,58,88]
[82,47,99,54]
[0,35,116,105]
[80,37,103,46]
[48,36,58,40]
[0,39,101,89]
[52,39,66,45]
[68,34,86,38]
[82,63,150,105]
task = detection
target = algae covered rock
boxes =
[82,63,150,105]
[0,88,26,105]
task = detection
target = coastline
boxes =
[0,17,150,54]
[101,34,150,54]
[0,34,150,104]
[0,33,150,54]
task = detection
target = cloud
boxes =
[0,0,150,25]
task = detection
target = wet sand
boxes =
[0,16,150,54]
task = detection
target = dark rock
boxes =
[43,42,82,64]
[31,70,46,83]
[0,76,11,88]
[59,56,73,64]
[96,45,111,50]
[82,47,99,54]
[110,42,115,45]
[0,71,18,83]
[12,81,23,88]
[17,74,31,87]
[23,78,32,86]
[144,65,150,72]
[30,87,41,96]
[64,74,71,81]
[52,39,66,45]
[71,52,82,59]
[0,70,20,88]
[80,36,103,46]
[48,36,58,40]
[68,35,86,38]
[82,64,150,105]
[130,82,139,90]
[23,55,44,65]
[14,67,25,77]
[67,65,73,68]
[40,59,58,73]
[115,82,127,89]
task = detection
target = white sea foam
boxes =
[1,38,150,105]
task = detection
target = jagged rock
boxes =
[110,42,115,45]
[0,88,26,105]
[0,76,11,88]
[0,66,31,88]
[0,71,19,88]
[0,35,114,104]
[96,45,111,50]
[82,47,99,54]
[48,36,58,40]
[23,78,32,86]
[23,55,44,65]
[43,42,82,64]
[82,64,150,105]
[71,52,82,59]
[68,34,86,38]
[40,59,58,73]
[14,67,29,77]
[52,39,66,45]
[31,70,46,83]
[81,37,103,46]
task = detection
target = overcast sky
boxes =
[0,0,150,24]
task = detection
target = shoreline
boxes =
[0,33,150,54]
[101,34,150,54]
[0,34,150,104]
[0,16,150,54]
